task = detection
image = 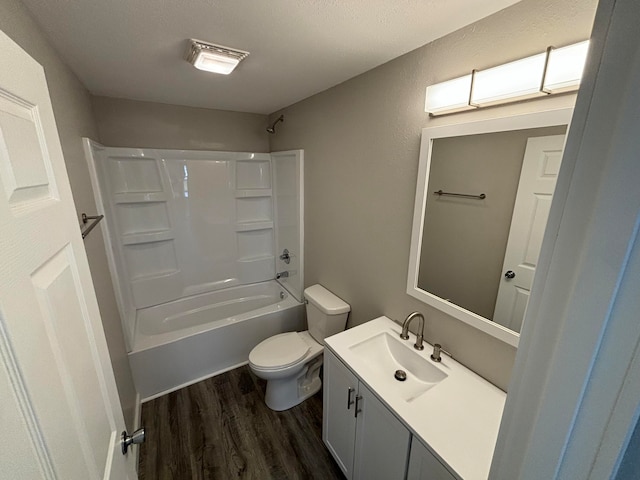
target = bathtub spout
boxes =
[276,271,289,279]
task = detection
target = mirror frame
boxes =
[407,107,574,347]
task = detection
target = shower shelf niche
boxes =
[235,221,274,232]
[121,231,174,245]
[235,189,272,198]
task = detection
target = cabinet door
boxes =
[323,349,358,478]
[407,438,457,480]
[353,382,411,480]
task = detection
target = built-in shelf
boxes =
[237,254,275,263]
[114,192,169,204]
[121,230,174,245]
[235,189,272,198]
[129,267,180,282]
[235,221,274,232]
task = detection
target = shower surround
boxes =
[84,140,304,398]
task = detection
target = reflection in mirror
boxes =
[418,126,566,333]
[407,108,574,347]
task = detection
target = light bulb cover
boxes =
[425,74,475,115]
[543,41,589,93]
[186,39,249,75]
[471,52,547,106]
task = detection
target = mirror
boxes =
[407,108,574,347]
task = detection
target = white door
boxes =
[0,31,136,479]
[406,439,456,480]
[493,135,565,331]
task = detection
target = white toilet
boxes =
[249,284,350,411]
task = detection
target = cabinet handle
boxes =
[354,394,362,418]
[347,387,355,410]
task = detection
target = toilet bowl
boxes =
[249,284,350,411]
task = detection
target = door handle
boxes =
[347,387,355,410]
[121,427,145,455]
[354,395,363,418]
[504,270,516,279]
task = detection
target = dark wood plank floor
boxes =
[138,365,345,480]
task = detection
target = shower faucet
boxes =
[276,271,289,279]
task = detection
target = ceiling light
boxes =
[186,39,249,75]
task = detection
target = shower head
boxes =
[266,115,284,134]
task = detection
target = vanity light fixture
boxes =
[425,40,589,115]
[186,39,249,75]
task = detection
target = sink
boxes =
[349,332,448,402]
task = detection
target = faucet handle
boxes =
[430,343,452,362]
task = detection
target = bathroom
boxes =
[2,0,640,478]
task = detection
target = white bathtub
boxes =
[129,281,305,400]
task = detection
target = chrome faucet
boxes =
[276,271,289,279]
[400,312,425,351]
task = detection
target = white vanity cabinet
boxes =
[323,348,411,480]
[407,439,457,480]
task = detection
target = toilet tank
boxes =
[304,284,350,343]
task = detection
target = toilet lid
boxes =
[249,332,310,369]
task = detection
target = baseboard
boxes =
[140,360,249,403]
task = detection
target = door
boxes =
[323,349,358,478]
[353,382,411,480]
[0,30,135,479]
[406,439,456,480]
[493,135,565,331]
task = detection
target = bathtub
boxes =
[129,281,305,400]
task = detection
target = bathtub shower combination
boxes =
[84,140,304,399]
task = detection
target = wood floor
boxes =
[138,365,345,480]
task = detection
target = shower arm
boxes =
[267,115,284,134]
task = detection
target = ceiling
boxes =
[21,0,521,114]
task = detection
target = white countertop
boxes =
[325,316,506,480]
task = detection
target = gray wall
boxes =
[268,0,596,390]
[0,0,137,427]
[92,96,269,152]
[419,126,566,320]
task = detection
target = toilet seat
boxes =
[249,332,310,370]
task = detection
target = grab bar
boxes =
[81,213,104,240]
[434,189,486,200]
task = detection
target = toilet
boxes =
[249,284,350,411]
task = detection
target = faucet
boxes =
[276,271,289,279]
[400,312,425,351]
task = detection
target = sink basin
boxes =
[349,332,447,402]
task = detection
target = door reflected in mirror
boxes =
[407,108,574,346]
[418,126,566,333]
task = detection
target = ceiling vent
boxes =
[186,39,249,75]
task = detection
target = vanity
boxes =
[322,316,506,480]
